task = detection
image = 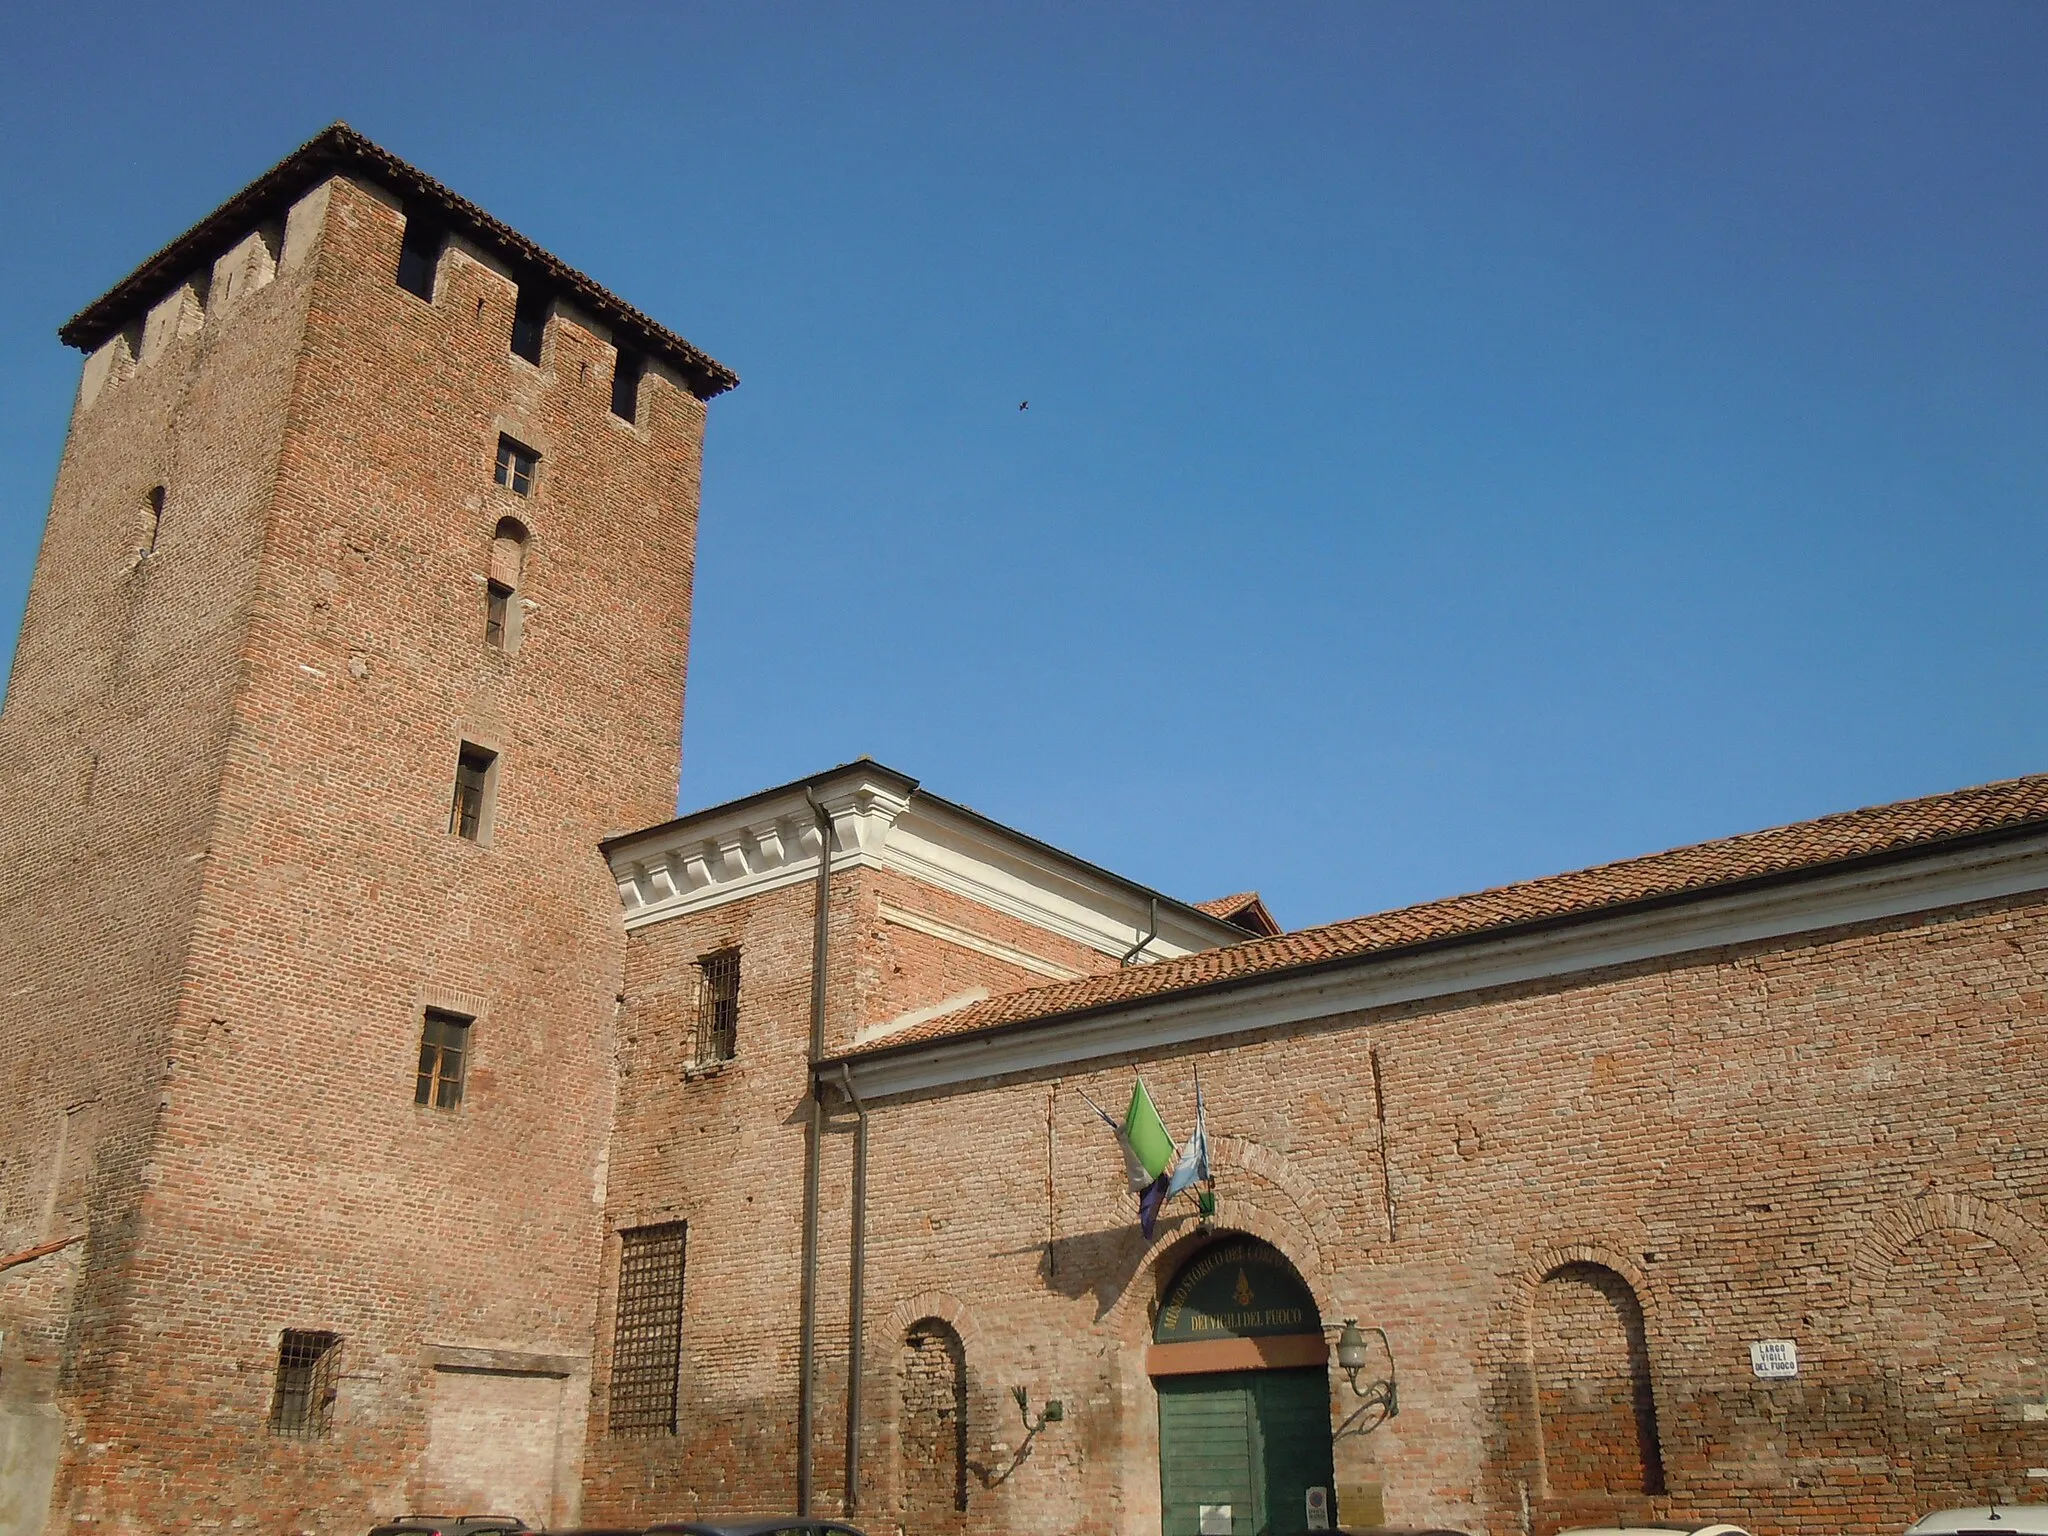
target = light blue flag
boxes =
[1164,1072,1209,1199]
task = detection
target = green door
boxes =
[1158,1369,1336,1536]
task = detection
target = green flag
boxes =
[1124,1076,1175,1182]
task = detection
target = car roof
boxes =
[1908,1510,2048,1535]
[644,1521,868,1536]
[1555,1526,1750,1536]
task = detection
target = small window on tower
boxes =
[414,1008,472,1109]
[611,348,645,423]
[448,742,497,841]
[511,284,549,364]
[494,435,537,496]
[396,215,443,301]
[695,949,740,1065]
[138,485,165,559]
[485,517,528,652]
[269,1330,342,1437]
[485,582,511,648]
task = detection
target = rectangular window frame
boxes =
[269,1329,343,1438]
[485,580,512,650]
[494,435,538,497]
[414,1007,472,1110]
[695,949,740,1066]
[449,742,497,842]
[609,1222,687,1436]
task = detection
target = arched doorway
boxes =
[1150,1237,1337,1536]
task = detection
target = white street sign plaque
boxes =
[1749,1339,1799,1379]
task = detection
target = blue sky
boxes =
[3,4,2045,929]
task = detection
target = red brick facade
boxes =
[2,131,722,1536]
[591,866,2048,1536]
[6,128,2048,1536]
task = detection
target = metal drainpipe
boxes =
[1121,895,1161,966]
[797,788,833,1515]
[838,1063,869,1514]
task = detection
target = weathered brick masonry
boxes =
[2,126,731,1535]
[592,766,2048,1536]
[6,123,2048,1536]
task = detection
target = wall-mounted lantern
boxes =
[1330,1319,1398,1439]
[1013,1384,1064,1432]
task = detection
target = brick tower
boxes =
[0,126,734,1535]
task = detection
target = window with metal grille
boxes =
[449,743,496,841]
[415,1008,471,1109]
[610,1222,687,1435]
[269,1329,342,1437]
[494,435,537,496]
[695,949,740,1065]
[511,284,549,364]
[395,215,442,301]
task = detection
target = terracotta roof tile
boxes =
[1193,891,1282,937]
[843,771,2048,1058]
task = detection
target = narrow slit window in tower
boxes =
[449,743,496,841]
[139,485,165,558]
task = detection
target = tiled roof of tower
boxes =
[840,770,2048,1058]
[59,123,738,400]
[1194,892,1260,918]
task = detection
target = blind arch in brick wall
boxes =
[1851,1193,2048,1504]
[1518,1246,1667,1504]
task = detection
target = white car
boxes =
[1907,1510,2048,1535]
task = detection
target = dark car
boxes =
[368,1518,528,1536]
[644,1520,867,1536]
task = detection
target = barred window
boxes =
[610,1222,687,1435]
[269,1329,342,1437]
[696,949,740,1065]
[415,1008,471,1110]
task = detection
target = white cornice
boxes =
[835,829,2048,1101]
[606,767,1247,963]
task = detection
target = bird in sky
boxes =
[1018,400,1029,411]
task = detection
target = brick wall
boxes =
[0,186,320,1536]
[595,876,2048,1536]
[3,167,710,1536]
